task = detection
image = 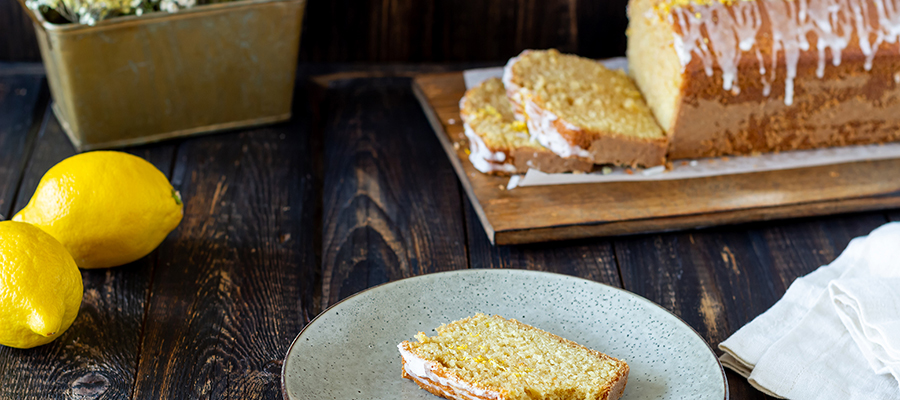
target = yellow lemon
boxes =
[12,151,183,269]
[0,221,83,348]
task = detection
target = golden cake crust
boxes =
[630,0,900,159]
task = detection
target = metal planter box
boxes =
[22,0,306,150]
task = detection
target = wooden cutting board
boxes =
[412,71,900,245]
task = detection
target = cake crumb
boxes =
[830,171,840,178]
[448,118,457,125]
[453,142,461,150]
[625,169,634,175]
[497,184,505,190]
[721,156,730,161]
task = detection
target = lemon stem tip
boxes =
[172,189,183,206]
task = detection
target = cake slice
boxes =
[397,314,629,400]
[503,49,667,167]
[460,78,593,175]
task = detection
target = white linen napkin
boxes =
[719,222,900,400]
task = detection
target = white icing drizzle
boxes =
[463,122,518,174]
[502,53,528,121]
[524,99,593,160]
[459,97,518,174]
[398,344,502,400]
[502,52,593,161]
[667,0,900,106]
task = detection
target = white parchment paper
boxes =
[461,58,900,189]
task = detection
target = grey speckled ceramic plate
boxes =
[282,269,727,400]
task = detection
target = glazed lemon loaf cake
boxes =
[503,49,667,167]
[460,78,593,175]
[397,314,629,400]
[628,0,900,159]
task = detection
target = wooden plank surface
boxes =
[413,71,900,244]
[319,77,469,309]
[464,198,622,287]
[130,110,316,397]
[0,5,40,62]
[0,73,43,219]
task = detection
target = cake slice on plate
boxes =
[460,77,593,175]
[398,314,629,400]
[503,49,667,168]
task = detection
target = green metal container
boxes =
[20,0,306,150]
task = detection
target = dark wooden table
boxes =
[0,62,897,400]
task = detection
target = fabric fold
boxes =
[718,223,900,400]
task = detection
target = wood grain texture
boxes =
[464,198,622,288]
[613,227,773,400]
[130,124,316,399]
[414,71,900,244]
[299,0,579,63]
[0,103,177,399]
[613,213,887,400]
[319,77,469,309]
[746,213,889,290]
[0,73,43,219]
[0,4,40,62]
[576,0,629,59]
[1,0,631,63]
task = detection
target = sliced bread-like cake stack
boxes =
[460,77,593,175]
[504,49,667,168]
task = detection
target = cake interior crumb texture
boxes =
[400,314,629,400]
[461,78,540,151]
[625,0,684,134]
[510,49,665,142]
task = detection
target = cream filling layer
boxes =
[398,343,501,400]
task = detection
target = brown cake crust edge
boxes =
[550,117,667,168]
[636,0,900,159]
